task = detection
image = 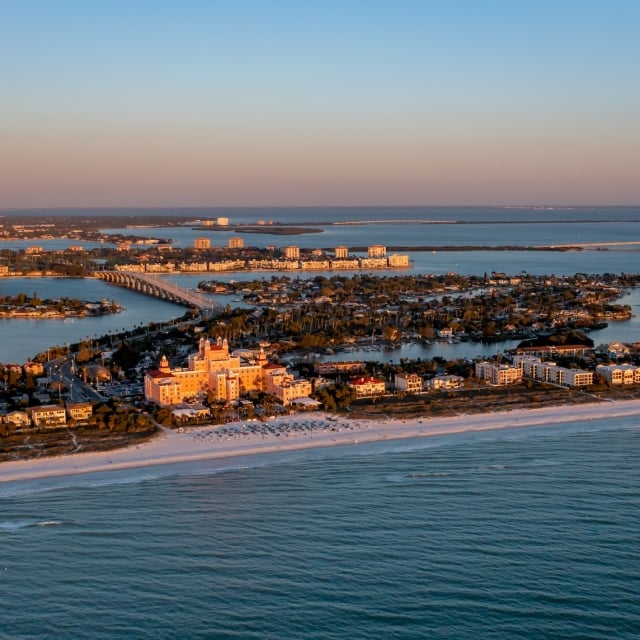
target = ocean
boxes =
[2,417,639,639]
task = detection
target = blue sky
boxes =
[1,0,639,207]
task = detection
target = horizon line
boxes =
[2,203,639,213]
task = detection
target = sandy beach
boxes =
[1,399,639,483]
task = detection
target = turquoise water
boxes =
[2,417,639,639]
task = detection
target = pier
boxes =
[95,271,221,315]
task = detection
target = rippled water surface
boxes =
[2,418,639,639]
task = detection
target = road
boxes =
[46,357,107,404]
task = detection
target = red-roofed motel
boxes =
[145,337,311,407]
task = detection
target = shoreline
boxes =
[2,398,639,484]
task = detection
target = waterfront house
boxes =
[66,402,94,423]
[348,376,386,399]
[29,404,67,428]
[394,373,424,394]
[3,410,31,429]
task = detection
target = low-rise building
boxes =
[596,364,640,385]
[359,257,388,269]
[3,410,31,429]
[66,402,93,423]
[394,373,423,393]
[329,258,360,269]
[29,404,67,428]
[314,361,365,376]
[23,361,45,376]
[348,376,386,398]
[429,375,464,390]
[387,254,410,267]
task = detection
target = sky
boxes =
[1,0,639,208]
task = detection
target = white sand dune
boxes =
[2,399,639,483]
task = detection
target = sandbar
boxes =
[2,399,639,483]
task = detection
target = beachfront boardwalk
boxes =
[95,270,221,315]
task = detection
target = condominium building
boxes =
[387,254,410,268]
[475,362,523,385]
[368,245,387,258]
[596,364,640,385]
[359,257,388,269]
[227,237,244,249]
[512,355,594,388]
[329,258,360,269]
[194,237,211,249]
[334,246,349,259]
[283,246,300,260]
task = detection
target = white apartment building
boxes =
[596,364,640,385]
[475,362,523,385]
[513,355,594,388]
[29,404,67,428]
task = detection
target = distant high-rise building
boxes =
[194,237,211,249]
[216,217,229,226]
[283,245,300,259]
[227,237,244,249]
[334,246,348,258]
[368,245,386,258]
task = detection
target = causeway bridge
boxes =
[95,270,221,315]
